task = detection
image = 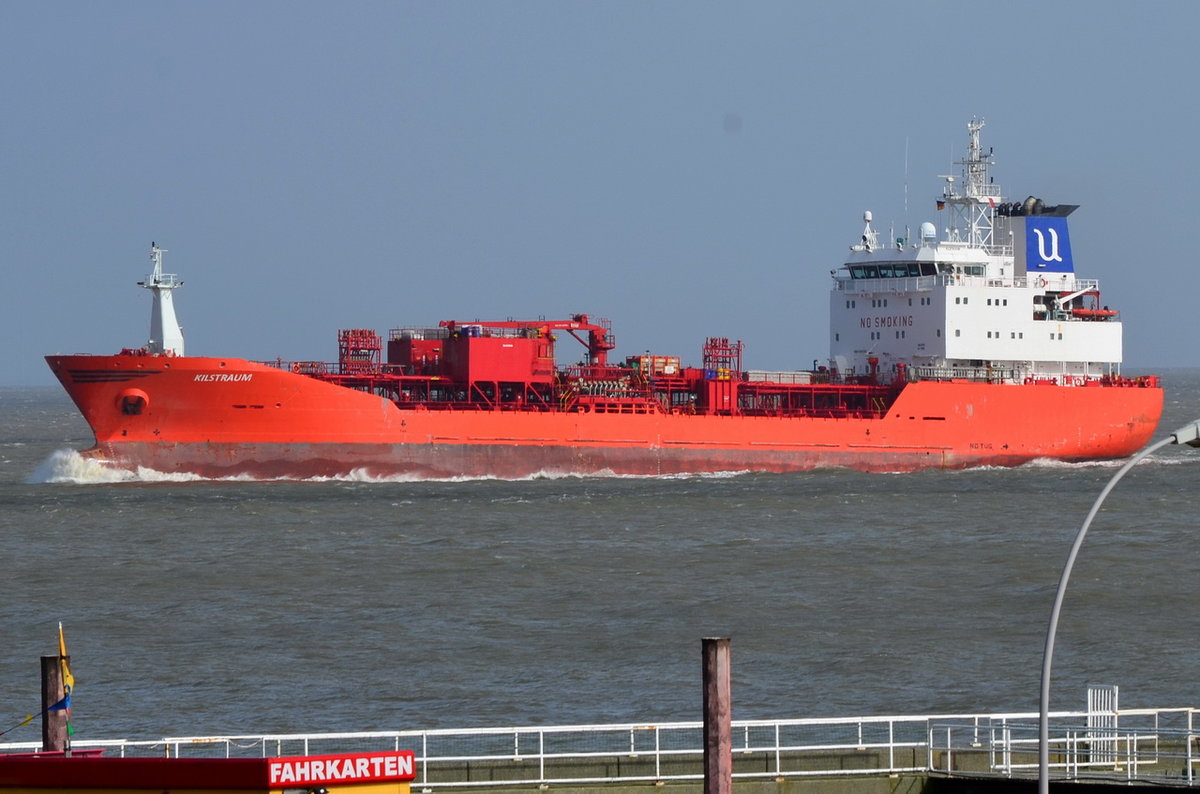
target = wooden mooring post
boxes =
[40,655,69,753]
[702,637,731,794]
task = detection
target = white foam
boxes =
[54,448,1186,485]
[23,452,602,485]
[294,467,754,484]
[28,449,139,484]
[29,449,266,484]
[1017,452,1193,470]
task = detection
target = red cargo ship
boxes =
[46,121,1162,479]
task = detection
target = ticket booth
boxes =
[0,749,416,794]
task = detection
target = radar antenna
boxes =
[940,118,1003,251]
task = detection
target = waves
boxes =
[28,449,237,485]
[28,449,142,484]
[29,444,1197,486]
[26,448,759,485]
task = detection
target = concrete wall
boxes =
[418,748,928,786]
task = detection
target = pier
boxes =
[4,704,1197,792]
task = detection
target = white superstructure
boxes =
[829,119,1121,384]
[138,241,185,356]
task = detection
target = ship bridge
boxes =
[827,120,1121,385]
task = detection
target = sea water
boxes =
[1,372,1197,740]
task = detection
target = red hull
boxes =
[46,354,1164,479]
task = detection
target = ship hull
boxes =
[46,354,1164,478]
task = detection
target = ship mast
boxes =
[138,241,185,356]
[941,118,1003,251]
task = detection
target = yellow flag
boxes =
[57,622,75,695]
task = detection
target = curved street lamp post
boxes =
[1038,420,1200,794]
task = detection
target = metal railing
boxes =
[910,366,1020,383]
[929,707,1198,786]
[3,708,1197,787]
[834,275,939,294]
[833,274,1101,293]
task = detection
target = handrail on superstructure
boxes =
[972,183,1003,198]
[833,275,1100,293]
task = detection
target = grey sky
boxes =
[4,1,1197,386]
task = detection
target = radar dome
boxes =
[920,221,937,241]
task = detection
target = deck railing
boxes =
[832,275,1101,293]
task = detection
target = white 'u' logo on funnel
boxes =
[1033,228,1063,263]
